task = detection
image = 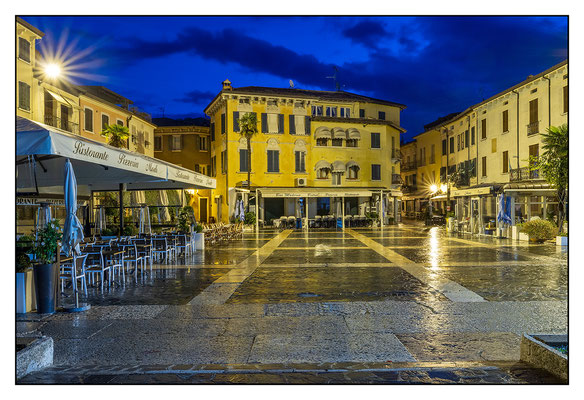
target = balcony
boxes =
[401,184,417,194]
[392,174,403,185]
[401,160,417,172]
[527,121,539,136]
[510,167,540,182]
[45,115,79,134]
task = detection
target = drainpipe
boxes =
[475,112,479,186]
[541,75,551,128]
[512,90,520,170]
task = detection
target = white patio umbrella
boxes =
[139,204,151,234]
[159,190,170,222]
[62,159,84,256]
[239,199,245,222]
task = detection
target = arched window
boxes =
[315,126,331,146]
[347,161,360,180]
[315,160,332,179]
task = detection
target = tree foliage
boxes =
[238,113,258,213]
[528,124,568,232]
[101,124,130,148]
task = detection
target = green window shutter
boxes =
[295,151,300,172]
[210,123,215,142]
[305,116,310,134]
[221,114,225,134]
[278,114,284,133]
[275,150,279,171]
[233,111,239,132]
[261,113,268,133]
[289,115,296,135]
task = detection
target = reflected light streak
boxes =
[428,226,440,269]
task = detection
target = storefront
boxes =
[255,187,401,229]
[503,182,563,227]
[451,184,499,235]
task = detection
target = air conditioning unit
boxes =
[295,177,307,187]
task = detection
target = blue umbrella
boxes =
[62,159,84,256]
[497,194,512,227]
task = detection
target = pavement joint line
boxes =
[187,230,293,305]
[346,229,486,303]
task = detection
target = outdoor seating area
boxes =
[200,222,244,245]
[59,233,195,295]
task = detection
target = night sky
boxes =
[21,16,567,141]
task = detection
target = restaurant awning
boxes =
[45,89,79,110]
[16,116,216,192]
[258,187,378,198]
[332,160,345,172]
[332,127,346,139]
[347,128,361,139]
[314,126,332,139]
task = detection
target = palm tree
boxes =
[532,124,568,232]
[238,113,258,213]
[101,124,130,148]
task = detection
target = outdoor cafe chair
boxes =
[152,237,172,262]
[84,250,111,291]
[60,254,88,296]
[133,238,154,268]
[105,245,125,282]
[120,243,144,280]
[287,216,295,229]
[175,234,192,256]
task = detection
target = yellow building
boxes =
[204,80,406,225]
[16,17,44,122]
[153,124,212,222]
[412,60,568,236]
[399,140,417,217]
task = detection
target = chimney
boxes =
[222,79,232,91]
[527,75,534,79]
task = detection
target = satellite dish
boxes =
[289,80,294,88]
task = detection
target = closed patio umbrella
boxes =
[62,159,84,256]
[239,199,245,222]
[159,190,170,223]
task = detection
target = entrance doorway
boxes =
[199,197,208,223]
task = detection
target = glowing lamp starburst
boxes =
[45,63,61,79]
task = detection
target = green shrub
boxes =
[558,231,568,237]
[16,253,32,273]
[123,224,138,236]
[244,212,256,225]
[520,219,557,241]
[193,223,204,233]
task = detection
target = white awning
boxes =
[314,126,332,139]
[45,89,79,110]
[347,128,361,139]
[332,160,345,172]
[314,160,332,171]
[16,116,216,192]
[430,194,447,200]
[332,127,346,139]
[451,186,493,197]
[258,187,376,198]
[346,160,360,171]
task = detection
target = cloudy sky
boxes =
[22,16,567,140]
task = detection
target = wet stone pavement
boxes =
[17,224,567,384]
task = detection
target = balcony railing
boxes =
[401,161,417,172]
[527,121,539,136]
[510,167,540,182]
[392,174,402,185]
[45,115,79,134]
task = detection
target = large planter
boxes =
[518,232,530,242]
[556,236,568,246]
[16,270,36,314]
[446,217,455,232]
[511,226,519,240]
[194,233,205,250]
[33,263,59,314]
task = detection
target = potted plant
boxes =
[519,219,556,243]
[556,231,568,246]
[193,223,204,250]
[16,236,35,313]
[31,219,62,314]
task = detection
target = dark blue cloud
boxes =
[175,89,216,105]
[341,20,392,48]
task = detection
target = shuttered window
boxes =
[529,99,538,124]
[289,115,296,134]
[481,156,487,177]
[102,114,109,130]
[371,164,381,181]
[449,137,454,154]
[305,116,311,134]
[491,138,497,153]
[464,130,469,148]
[239,149,249,172]
[154,136,162,151]
[295,151,305,173]
[84,108,93,132]
[221,113,226,134]
[278,114,284,133]
[378,111,386,120]
[171,135,182,151]
[563,86,568,113]
[210,123,215,142]
[18,38,30,62]
[502,110,509,132]
[442,139,447,155]
[267,150,279,172]
[502,151,509,173]
[233,111,240,132]
[261,113,268,133]
[481,119,487,139]
[371,132,380,148]
[359,109,365,118]
[471,127,475,145]
[18,81,30,111]
[221,150,227,173]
